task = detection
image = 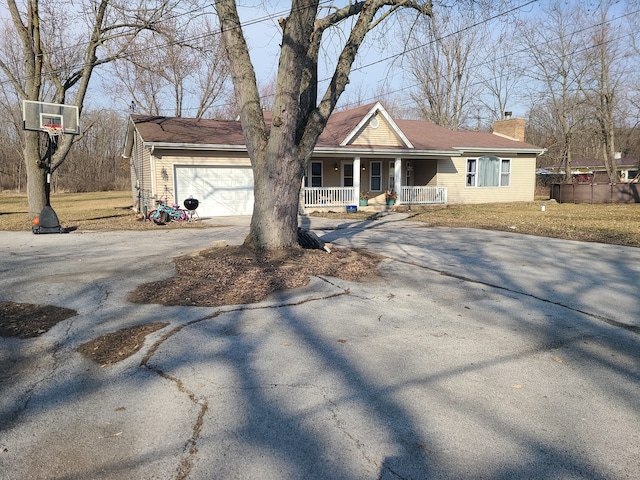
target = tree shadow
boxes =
[1,225,639,479]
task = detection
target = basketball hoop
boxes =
[42,123,64,141]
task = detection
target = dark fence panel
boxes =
[551,183,640,203]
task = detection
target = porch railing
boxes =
[401,186,447,204]
[302,186,447,207]
[303,187,355,207]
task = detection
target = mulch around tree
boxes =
[127,245,383,307]
[1,246,383,367]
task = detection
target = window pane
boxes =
[370,161,382,191]
[344,164,353,176]
[343,163,353,187]
[501,159,510,186]
[467,159,476,173]
[309,161,322,187]
[478,156,499,187]
[466,159,476,186]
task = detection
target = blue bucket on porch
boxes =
[346,205,357,213]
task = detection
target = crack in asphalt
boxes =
[320,387,381,471]
[3,342,60,429]
[134,246,633,479]
[139,286,350,480]
[382,254,638,336]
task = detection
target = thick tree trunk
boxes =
[24,132,47,217]
[247,148,303,249]
[215,0,432,250]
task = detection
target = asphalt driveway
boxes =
[1,214,639,480]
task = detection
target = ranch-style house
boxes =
[122,102,544,217]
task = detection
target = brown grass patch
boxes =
[2,192,638,247]
[0,191,208,231]
[384,201,640,247]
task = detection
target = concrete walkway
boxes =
[0,217,638,479]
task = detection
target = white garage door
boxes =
[175,166,254,216]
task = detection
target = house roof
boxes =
[128,116,248,146]
[125,102,542,157]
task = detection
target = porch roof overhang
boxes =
[140,141,462,159]
[134,142,545,158]
[312,147,460,158]
[454,146,547,156]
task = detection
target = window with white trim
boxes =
[466,156,510,187]
[343,163,354,187]
[370,161,382,191]
[304,161,322,187]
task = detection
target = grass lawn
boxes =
[0,191,208,232]
[1,191,638,247]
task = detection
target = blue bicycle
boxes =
[148,201,188,225]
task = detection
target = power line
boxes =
[5,0,635,119]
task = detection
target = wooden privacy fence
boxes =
[550,183,640,203]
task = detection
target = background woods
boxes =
[1,1,639,194]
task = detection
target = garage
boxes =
[174,166,254,217]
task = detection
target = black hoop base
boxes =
[33,205,67,234]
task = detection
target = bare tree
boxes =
[107,16,231,118]
[578,2,631,183]
[520,1,590,182]
[55,110,129,192]
[406,6,484,129]
[476,22,524,123]
[0,0,180,216]
[214,0,432,249]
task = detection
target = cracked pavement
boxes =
[1,214,639,479]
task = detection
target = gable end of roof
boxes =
[340,102,414,148]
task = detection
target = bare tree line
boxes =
[1,0,639,196]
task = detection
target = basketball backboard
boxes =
[22,100,80,135]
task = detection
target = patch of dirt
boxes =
[0,302,77,339]
[77,322,169,367]
[128,245,383,307]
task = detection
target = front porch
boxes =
[302,185,447,212]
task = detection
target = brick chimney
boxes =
[492,116,526,142]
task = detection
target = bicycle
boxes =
[148,200,189,225]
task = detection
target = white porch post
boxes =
[353,156,361,204]
[394,157,402,203]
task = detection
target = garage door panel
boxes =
[175,166,254,216]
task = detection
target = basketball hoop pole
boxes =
[44,134,54,207]
[40,124,64,208]
[21,100,80,234]
[35,126,65,233]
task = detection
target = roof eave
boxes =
[143,142,248,152]
[121,117,136,158]
[454,147,546,156]
[314,147,460,157]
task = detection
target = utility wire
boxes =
[4,0,635,118]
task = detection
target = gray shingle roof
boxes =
[131,102,539,152]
